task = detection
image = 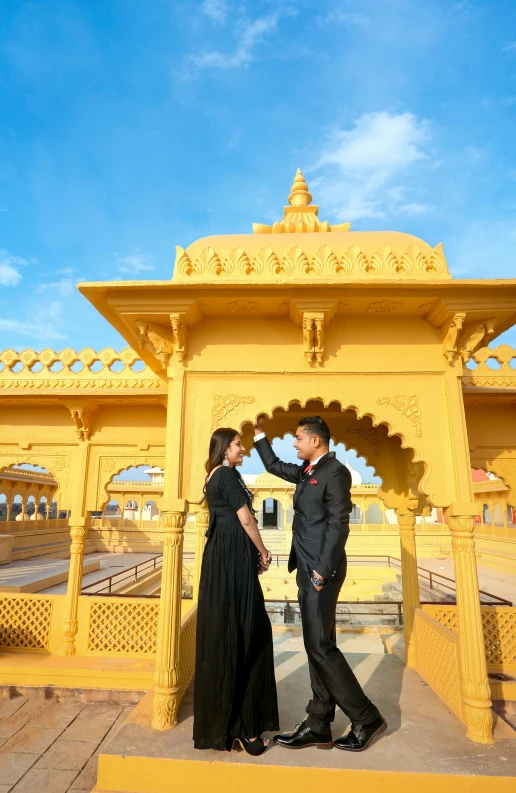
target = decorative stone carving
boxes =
[211,395,255,431]
[367,300,402,315]
[252,169,351,235]
[377,394,423,437]
[68,408,91,441]
[339,244,365,274]
[347,428,380,457]
[227,301,258,314]
[136,320,174,369]
[458,319,496,364]
[369,245,396,274]
[170,314,187,363]
[443,313,466,363]
[224,247,250,275]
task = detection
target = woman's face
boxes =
[226,434,245,466]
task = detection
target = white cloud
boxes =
[113,250,154,276]
[311,111,432,221]
[202,0,227,23]
[36,278,77,297]
[502,41,516,53]
[188,13,283,71]
[0,249,32,287]
[465,145,482,160]
[0,301,66,341]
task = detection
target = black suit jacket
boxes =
[254,437,352,581]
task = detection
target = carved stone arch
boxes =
[93,456,166,511]
[237,396,433,513]
[0,456,68,511]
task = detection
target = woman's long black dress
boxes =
[193,465,279,750]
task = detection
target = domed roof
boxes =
[173,170,450,284]
[345,458,362,485]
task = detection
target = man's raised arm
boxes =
[253,420,302,484]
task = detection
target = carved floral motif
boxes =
[367,300,402,315]
[227,301,258,314]
[377,394,423,437]
[211,395,256,431]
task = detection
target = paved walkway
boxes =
[0,697,133,792]
[40,552,160,595]
[418,557,516,604]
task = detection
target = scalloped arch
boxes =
[237,396,433,506]
[0,460,63,507]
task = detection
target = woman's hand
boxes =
[258,548,271,574]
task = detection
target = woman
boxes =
[193,428,279,755]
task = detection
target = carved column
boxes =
[449,513,493,743]
[62,517,88,655]
[193,507,209,601]
[397,511,420,668]
[152,508,186,730]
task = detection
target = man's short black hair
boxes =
[298,416,331,446]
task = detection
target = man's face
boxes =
[293,426,319,460]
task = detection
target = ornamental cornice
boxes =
[174,239,449,283]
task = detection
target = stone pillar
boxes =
[62,517,88,655]
[193,507,209,601]
[397,510,420,668]
[152,506,186,730]
[449,512,493,743]
[283,501,289,532]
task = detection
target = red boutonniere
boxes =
[310,479,318,485]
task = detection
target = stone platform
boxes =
[0,558,100,593]
[95,632,516,793]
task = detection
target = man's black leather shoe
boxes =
[274,722,333,750]
[333,716,387,752]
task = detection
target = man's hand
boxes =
[312,570,325,591]
[253,415,265,436]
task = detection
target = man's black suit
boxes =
[255,436,380,735]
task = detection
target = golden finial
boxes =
[288,169,312,207]
[252,168,351,234]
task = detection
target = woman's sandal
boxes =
[227,736,269,756]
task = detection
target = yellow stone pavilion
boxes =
[1,171,516,757]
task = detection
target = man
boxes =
[254,416,386,751]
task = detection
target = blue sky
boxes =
[1,0,516,481]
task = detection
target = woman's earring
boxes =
[223,452,230,467]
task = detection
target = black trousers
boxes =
[296,559,380,736]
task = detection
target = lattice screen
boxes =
[428,606,516,666]
[87,599,160,654]
[0,596,53,650]
[415,611,463,721]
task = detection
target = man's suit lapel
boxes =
[293,452,335,507]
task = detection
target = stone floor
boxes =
[102,632,516,780]
[0,696,133,793]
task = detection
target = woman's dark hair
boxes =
[298,415,331,446]
[204,427,254,511]
[206,427,239,474]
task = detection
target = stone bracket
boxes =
[66,406,92,441]
[135,313,189,368]
[290,301,337,367]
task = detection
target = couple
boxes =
[193,416,386,756]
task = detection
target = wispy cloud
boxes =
[113,250,153,276]
[311,111,432,221]
[186,8,293,73]
[318,10,370,27]
[0,249,35,287]
[36,278,77,297]
[202,0,227,23]
[0,302,66,342]
[502,41,516,53]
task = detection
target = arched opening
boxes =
[365,503,384,525]
[0,463,63,528]
[262,498,279,529]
